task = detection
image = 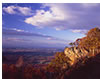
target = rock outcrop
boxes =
[64,47,89,65]
[16,56,24,67]
[64,53,100,79]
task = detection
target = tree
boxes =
[79,27,100,56]
[69,42,74,47]
[47,52,71,72]
[74,38,82,46]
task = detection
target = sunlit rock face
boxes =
[64,47,89,65]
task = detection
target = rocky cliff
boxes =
[64,52,100,79]
[64,47,98,66]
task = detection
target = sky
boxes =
[2,3,100,48]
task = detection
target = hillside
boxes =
[65,53,100,79]
[46,27,100,79]
[2,27,100,79]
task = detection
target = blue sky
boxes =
[2,3,100,48]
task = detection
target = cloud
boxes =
[3,5,33,16]
[2,27,70,48]
[3,28,47,37]
[71,29,88,34]
[3,6,16,14]
[11,28,24,32]
[3,36,68,48]
[24,3,100,31]
[3,27,67,42]
[47,37,52,40]
[3,3,100,32]
[82,3,99,8]
[4,37,26,42]
[24,4,71,29]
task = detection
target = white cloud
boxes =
[47,37,52,40]
[82,3,99,8]
[3,4,100,31]
[71,29,81,33]
[17,6,33,16]
[3,6,16,14]
[55,27,66,31]
[71,29,88,34]
[24,4,71,29]
[24,3,100,31]
[3,6,33,16]
[24,10,54,27]
[16,29,24,32]
[55,28,61,31]
[10,28,25,32]
[6,37,24,42]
